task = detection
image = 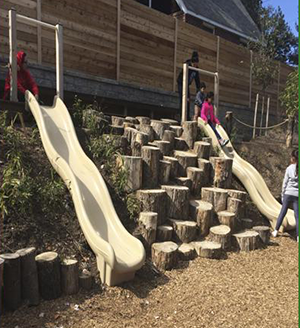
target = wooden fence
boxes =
[0,0,294,114]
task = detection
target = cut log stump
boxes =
[227,198,243,218]
[210,157,233,188]
[139,124,154,142]
[111,116,125,126]
[162,130,175,149]
[174,151,197,177]
[170,125,183,137]
[233,230,259,252]
[217,211,237,231]
[154,140,171,156]
[151,120,170,139]
[193,241,222,259]
[79,270,93,291]
[178,244,197,261]
[35,252,61,300]
[109,125,124,136]
[139,212,158,250]
[161,118,179,125]
[189,200,214,237]
[16,247,39,305]
[61,259,79,295]
[137,189,167,225]
[209,225,231,250]
[174,137,189,151]
[151,242,178,271]
[186,167,204,197]
[201,187,228,212]
[168,219,198,243]
[136,116,151,125]
[161,185,190,219]
[117,156,142,191]
[193,141,211,159]
[197,158,212,186]
[125,116,139,125]
[174,177,192,190]
[241,218,253,230]
[202,137,212,146]
[0,253,21,311]
[182,121,198,148]
[141,146,160,188]
[159,160,171,184]
[163,156,179,179]
[157,225,173,242]
[252,226,270,245]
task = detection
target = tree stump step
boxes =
[174,138,189,151]
[174,151,198,177]
[61,259,79,295]
[233,230,259,252]
[163,156,179,179]
[139,212,158,250]
[174,177,192,190]
[201,187,228,212]
[170,125,183,137]
[157,225,173,242]
[189,200,213,237]
[79,270,93,290]
[193,141,211,159]
[241,218,254,229]
[151,242,178,271]
[193,241,222,259]
[161,185,190,219]
[178,244,197,261]
[217,211,237,231]
[209,225,231,250]
[252,226,270,245]
[168,219,198,243]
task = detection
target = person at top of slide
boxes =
[3,51,39,102]
[272,149,299,242]
[201,91,229,147]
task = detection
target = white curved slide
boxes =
[198,118,296,231]
[26,92,145,286]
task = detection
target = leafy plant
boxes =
[280,70,298,119]
[125,193,141,221]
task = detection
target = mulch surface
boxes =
[2,235,298,328]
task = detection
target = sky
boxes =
[263,0,298,35]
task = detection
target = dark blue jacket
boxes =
[177,59,200,91]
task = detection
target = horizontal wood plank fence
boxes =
[0,0,295,114]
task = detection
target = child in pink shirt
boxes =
[201,91,229,147]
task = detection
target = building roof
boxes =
[175,0,260,40]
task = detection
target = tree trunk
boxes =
[139,212,158,250]
[193,241,222,259]
[163,156,179,179]
[159,160,171,184]
[61,259,79,295]
[174,151,198,177]
[170,125,183,137]
[79,270,93,290]
[174,137,189,151]
[193,141,211,159]
[154,140,171,156]
[189,200,213,237]
[182,121,198,148]
[162,130,175,149]
[16,247,39,305]
[233,230,259,252]
[178,244,197,261]
[198,158,212,186]
[217,211,237,231]
[168,219,198,243]
[151,242,178,271]
[132,132,149,156]
[141,146,160,188]
[210,157,233,189]
[209,225,231,250]
[150,120,170,139]
[186,167,205,197]
[35,252,61,300]
[156,225,173,242]
[161,185,190,219]
[286,116,294,148]
[117,155,142,192]
[252,226,270,245]
[0,253,21,311]
[201,187,228,212]
[137,189,167,225]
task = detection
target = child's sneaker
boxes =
[272,230,278,238]
[220,139,229,147]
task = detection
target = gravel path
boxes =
[2,235,298,328]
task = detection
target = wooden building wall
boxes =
[0,0,295,115]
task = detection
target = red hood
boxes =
[17,51,26,67]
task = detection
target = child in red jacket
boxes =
[201,91,229,147]
[3,51,39,102]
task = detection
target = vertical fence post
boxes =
[259,96,265,136]
[55,24,64,100]
[216,36,220,73]
[37,0,42,64]
[173,18,178,92]
[116,0,121,81]
[214,73,219,117]
[9,9,17,102]
[265,96,270,136]
[181,63,188,124]
[252,93,259,139]
[276,62,281,118]
[249,50,253,108]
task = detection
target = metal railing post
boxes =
[182,62,188,123]
[56,24,64,100]
[9,9,17,102]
